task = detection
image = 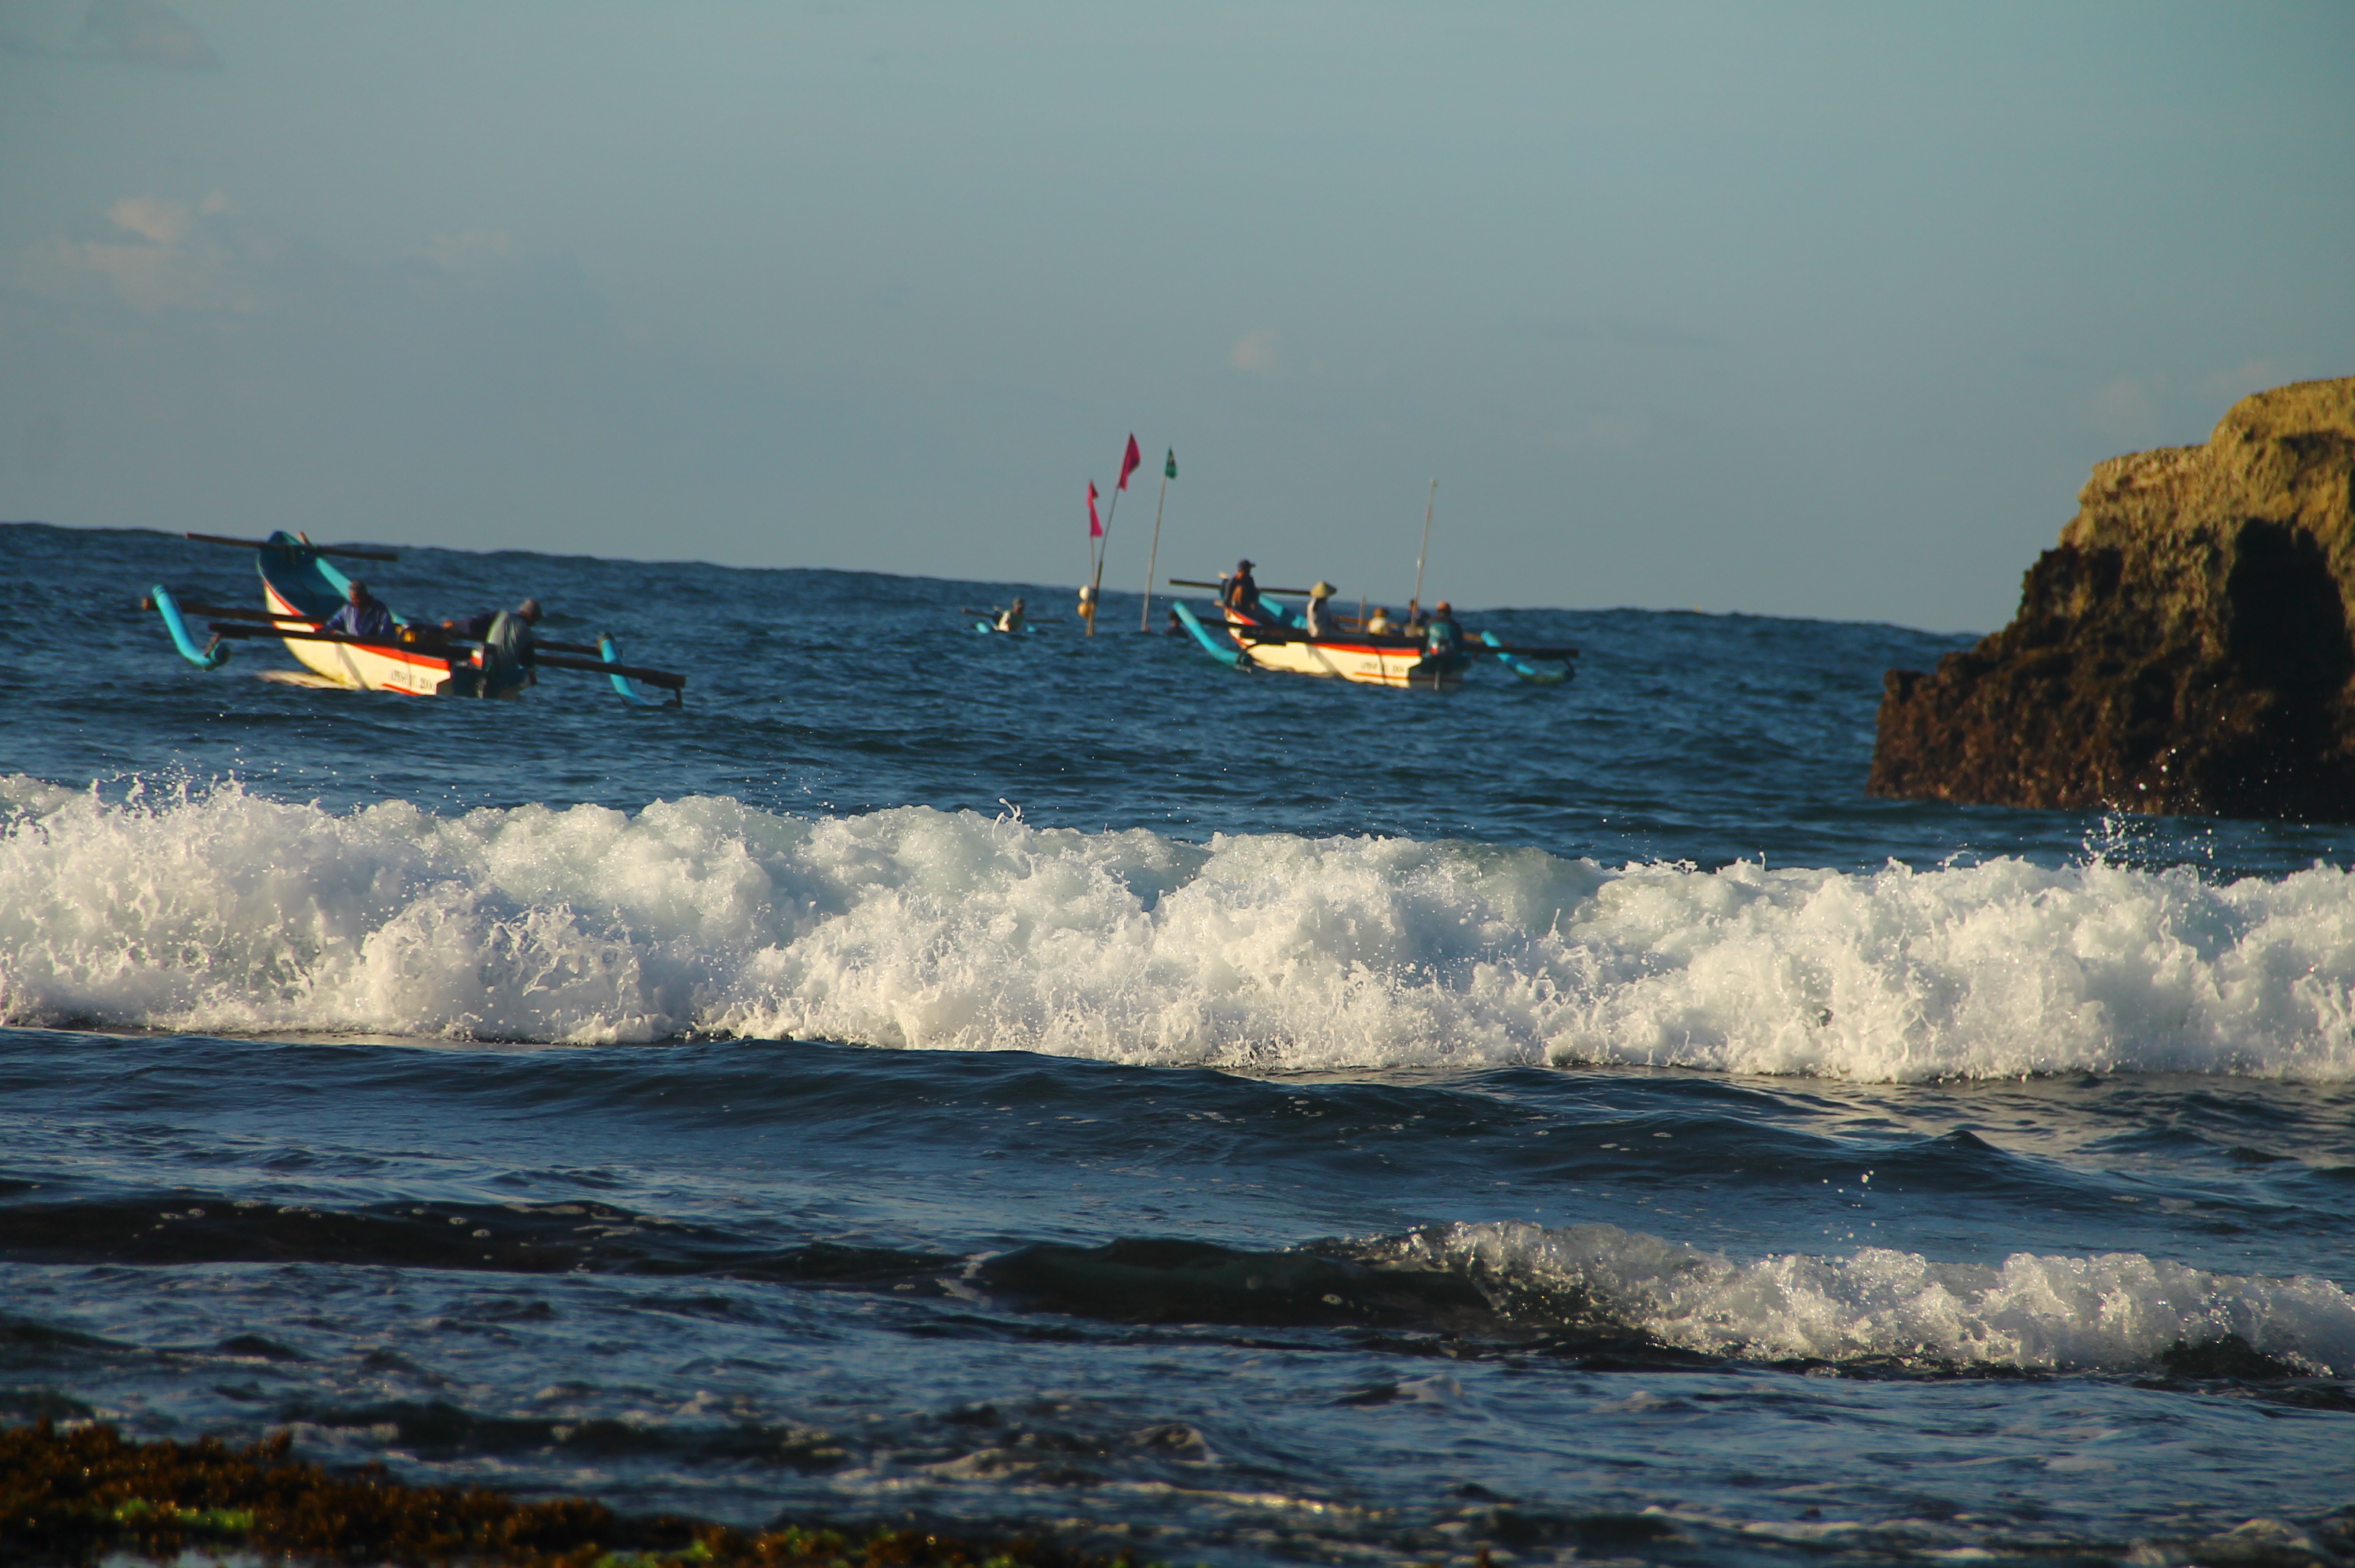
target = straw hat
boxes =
[1310,580,1337,599]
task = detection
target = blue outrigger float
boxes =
[148,532,683,705]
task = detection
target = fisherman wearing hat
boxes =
[995,596,1027,633]
[1221,559,1261,612]
[1425,599,1463,658]
[1305,580,1345,638]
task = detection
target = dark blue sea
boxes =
[4,519,2353,1567]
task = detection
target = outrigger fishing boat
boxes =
[146,531,683,704]
[1164,577,1576,690]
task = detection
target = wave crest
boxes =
[5,780,2354,1078]
[1377,1220,2355,1375]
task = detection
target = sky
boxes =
[2,1,2350,630]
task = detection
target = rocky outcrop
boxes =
[1868,376,2355,821]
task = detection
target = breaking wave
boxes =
[1373,1220,2355,1376]
[5,777,2355,1079]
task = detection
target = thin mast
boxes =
[1139,461,1171,631]
[1088,485,1120,636]
[1410,478,1437,616]
[1084,484,1100,599]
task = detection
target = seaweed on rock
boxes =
[0,1421,1145,1568]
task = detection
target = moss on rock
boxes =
[0,1420,1144,1568]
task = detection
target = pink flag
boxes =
[1117,434,1142,491]
[1088,480,1103,538]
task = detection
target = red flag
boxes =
[1088,480,1103,538]
[1117,434,1142,491]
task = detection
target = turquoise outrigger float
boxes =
[147,532,683,705]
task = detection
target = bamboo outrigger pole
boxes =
[1409,478,1437,619]
[1139,448,1175,631]
[185,532,399,562]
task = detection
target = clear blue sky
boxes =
[4,0,2350,628]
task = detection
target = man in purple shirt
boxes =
[323,581,396,641]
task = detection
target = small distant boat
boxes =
[1165,579,1576,690]
[959,602,1061,635]
[147,531,684,705]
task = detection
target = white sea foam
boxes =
[4,779,2355,1078]
[1389,1220,2355,1374]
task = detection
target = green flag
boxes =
[1165,448,1178,480]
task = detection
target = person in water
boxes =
[1221,559,1261,612]
[995,597,1027,633]
[323,580,396,641]
[1305,580,1344,638]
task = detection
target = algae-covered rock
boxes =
[1869,376,2355,821]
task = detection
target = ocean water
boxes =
[4,519,2354,1566]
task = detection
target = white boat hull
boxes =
[262,584,464,696]
[1222,607,1462,690]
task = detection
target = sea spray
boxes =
[5,777,2355,1078]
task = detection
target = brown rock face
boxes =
[1868,376,2355,821]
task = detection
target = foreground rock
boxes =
[0,1421,1139,1568]
[1870,376,2355,821]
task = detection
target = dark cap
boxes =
[1236,558,1255,569]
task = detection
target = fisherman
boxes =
[487,598,542,692]
[440,597,543,643]
[323,580,396,641]
[1364,606,1394,633]
[439,598,542,694]
[1221,559,1261,612]
[1425,600,1463,657]
[995,597,1027,633]
[1304,580,1344,638]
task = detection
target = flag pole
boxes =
[1088,487,1120,636]
[1409,477,1438,619]
[1090,435,1142,636]
[1139,449,1174,631]
[1084,485,1100,611]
